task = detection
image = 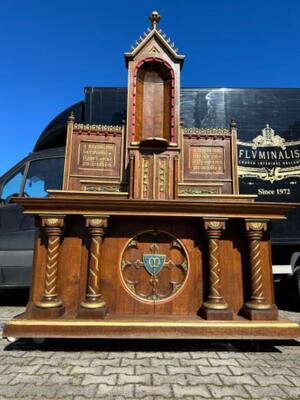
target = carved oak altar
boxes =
[3,194,300,339]
[4,12,300,340]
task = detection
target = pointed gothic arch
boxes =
[132,58,175,144]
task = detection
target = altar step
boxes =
[3,314,300,340]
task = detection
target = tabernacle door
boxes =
[129,148,178,200]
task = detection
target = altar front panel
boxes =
[25,215,275,318]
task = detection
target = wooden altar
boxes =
[4,12,300,340]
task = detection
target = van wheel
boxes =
[287,266,300,309]
[33,338,45,344]
[293,266,300,299]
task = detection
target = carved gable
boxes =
[125,12,184,147]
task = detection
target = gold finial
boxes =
[68,111,75,122]
[230,118,237,128]
[149,11,161,29]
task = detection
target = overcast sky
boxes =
[0,0,299,175]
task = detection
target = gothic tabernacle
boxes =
[4,12,300,340]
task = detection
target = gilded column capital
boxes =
[203,218,227,235]
[245,219,268,241]
[245,219,268,232]
[40,215,65,228]
[84,215,109,231]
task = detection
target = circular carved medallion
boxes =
[120,230,189,303]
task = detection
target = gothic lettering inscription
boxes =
[78,142,115,169]
[189,146,224,173]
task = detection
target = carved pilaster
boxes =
[243,220,277,320]
[173,155,179,199]
[80,216,109,315]
[141,157,150,199]
[35,216,65,310]
[129,154,135,199]
[201,219,233,320]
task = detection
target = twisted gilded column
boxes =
[35,216,65,309]
[201,219,233,320]
[80,216,109,311]
[244,220,272,312]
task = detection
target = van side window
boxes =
[1,167,25,202]
[23,158,64,197]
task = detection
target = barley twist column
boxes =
[35,216,65,309]
[80,216,109,311]
[201,219,233,320]
[244,220,272,312]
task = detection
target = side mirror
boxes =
[4,193,19,204]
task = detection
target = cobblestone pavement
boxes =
[0,297,300,399]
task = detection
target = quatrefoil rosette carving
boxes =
[120,230,189,303]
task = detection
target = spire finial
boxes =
[149,11,161,29]
[68,111,75,122]
[230,118,237,129]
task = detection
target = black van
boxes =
[0,101,83,288]
[0,148,65,287]
[0,88,299,304]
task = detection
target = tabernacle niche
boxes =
[135,60,172,142]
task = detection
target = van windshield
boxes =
[23,158,64,197]
[1,167,25,200]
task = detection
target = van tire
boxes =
[33,338,45,344]
[287,266,300,309]
[294,266,300,298]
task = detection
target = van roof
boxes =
[34,87,300,152]
[34,101,84,151]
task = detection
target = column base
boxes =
[200,304,234,320]
[31,303,65,318]
[35,298,63,308]
[80,298,107,309]
[78,305,108,319]
[241,304,278,320]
